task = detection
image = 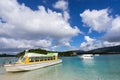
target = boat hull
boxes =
[4,59,62,72]
[80,56,93,59]
[80,54,94,59]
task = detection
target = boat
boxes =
[80,54,93,59]
[4,50,62,72]
[94,54,100,56]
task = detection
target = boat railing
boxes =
[4,58,18,65]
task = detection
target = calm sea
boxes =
[0,54,120,80]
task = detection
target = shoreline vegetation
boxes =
[0,45,120,57]
[0,54,16,57]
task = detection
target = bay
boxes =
[0,54,120,80]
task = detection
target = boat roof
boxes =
[24,52,58,57]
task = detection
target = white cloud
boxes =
[53,0,68,11]
[51,38,71,51]
[103,41,120,47]
[53,0,70,21]
[0,37,51,49]
[84,36,95,43]
[0,0,81,52]
[63,11,70,21]
[80,9,120,42]
[80,36,101,51]
[80,9,112,32]
[103,17,120,42]
[80,36,120,51]
[59,39,71,47]
[0,4,79,39]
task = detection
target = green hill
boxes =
[0,53,15,57]
[16,48,53,57]
[16,49,76,57]
[83,45,120,54]
[16,45,120,57]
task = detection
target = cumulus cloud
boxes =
[80,9,112,32]
[0,37,51,49]
[103,41,120,47]
[80,36,120,51]
[0,0,80,53]
[103,17,120,42]
[53,0,68,11]
[80,9,120,42]
[80,36,102,51]
[53,0,70,21]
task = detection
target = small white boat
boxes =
[80,54,93,59]
[94,54,100,56]
[4,51,62,72]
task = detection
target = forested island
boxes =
[83,45,120,55]
[0,45,120,57]
[16,48,78,57]
[16,45,120,57]
[0,54,16,57]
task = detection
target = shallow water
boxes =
[0,54,120,80]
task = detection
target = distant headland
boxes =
[0,45,120,57]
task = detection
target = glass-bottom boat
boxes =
[4,51,62,72]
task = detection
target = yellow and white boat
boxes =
[4,51,62,72]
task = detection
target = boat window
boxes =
[45,57,47,61]
[41,57,47,61]
[42,57,45,61]
[44,57,48,61]
[32,56,55,62]
[29,57,34,62]
[35,57,39,62]
[48,57,52,60]
[21,58,26,62]
[40,57,43,61]
[53,56,55,60]
[47,57,49,60]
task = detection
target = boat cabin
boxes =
[17,52,58,64]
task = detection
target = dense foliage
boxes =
[16,49,76,57]
[1,45,120,57]
[77,45,120,55]
[0,54,15,57]
[16,48,48,57]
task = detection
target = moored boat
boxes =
[80,54,93,59]
[94,54,100,56]
[4,50,62,72]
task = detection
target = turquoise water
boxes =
[0,54,120,80]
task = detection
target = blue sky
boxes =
[0,0,120,54]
